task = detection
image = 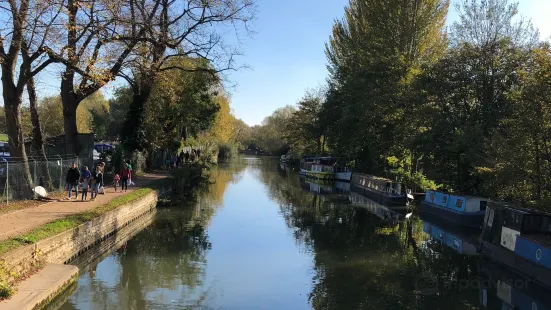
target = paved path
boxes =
[0,264,79,310]
[0,173,167,241]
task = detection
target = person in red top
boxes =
[119,163,132,192]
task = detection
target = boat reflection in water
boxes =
[420,213,481,256]
[479,258,551,310]
[348,191,406,226]
[300,177,350,195]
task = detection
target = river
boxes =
[45,157,545,310]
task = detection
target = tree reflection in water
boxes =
[58,160,247,310]
[260,160,482,310]
[56,158,485,310]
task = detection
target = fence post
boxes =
[58,155,63,191]
[6,161,8,205]
[34,159,37,186]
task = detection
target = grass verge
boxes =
[0,178,170,256]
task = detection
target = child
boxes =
[114,173,120,192]
[81,178,89,200]
[81,166,91,201]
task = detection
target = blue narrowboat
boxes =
[419,190,487,228]
[479,202,551,289]
[478,258,551,310]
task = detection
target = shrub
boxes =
[217,143,237,160]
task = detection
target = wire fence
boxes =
[0,155,89,204]
[149,146,205,169]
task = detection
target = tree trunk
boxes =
[27,77,54,190]
[122,81,153,152]
[60,65,81,156]
[62,98,79,156]
[1,70,34,199]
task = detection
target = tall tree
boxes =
[44,0,163,155]
[0,0,62,197]
[486,44,551,201]
[118,0,255,151]
[323,0,449,172]
[286,88,327,155]
[451,0,539,48]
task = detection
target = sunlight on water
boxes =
[47,157,548,310]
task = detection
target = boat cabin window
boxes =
[503,209,522,231]
[480,201,487,211]
[522,214,551,236]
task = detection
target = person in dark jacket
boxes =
[90,166,103,200]
[66,162,80,199]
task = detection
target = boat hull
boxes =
[350,184,407,207]
[419,201,485,228]
[480,241,551,289]
[335,171,352,182]
[305,171,335,180]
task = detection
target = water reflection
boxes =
[52,158,550,310]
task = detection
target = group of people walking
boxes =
[169,149,200,169]
[65,160,133,201]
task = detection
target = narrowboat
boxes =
[351,173,408,206]
[478,258,551,310]
[420,213,481,256]
[419,191,487,228]
[299,156,352,181]
[479,202,551,288]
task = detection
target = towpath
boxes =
[0,173,168,241]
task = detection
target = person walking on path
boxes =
[120,163,132,192]
[90,166,103,200]
[65,162,80,200]
[113,173,120,192]
[126,160,135,186]
[98,162,106,194]
[81,166,91,201]
[184,151,190,163]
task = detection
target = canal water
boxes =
[47,157,548,310]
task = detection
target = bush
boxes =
[130,150,147,173]
[217,143,237,160]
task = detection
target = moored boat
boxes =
[479,202,551,289]
[419,191,487,228]
[305,159,335,180]
[351,173,408,206]
[299,156,352,181]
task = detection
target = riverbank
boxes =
[0,172,171,306]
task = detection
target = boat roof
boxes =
[355,173,396,183]
[426,190,488,201]
[488,201,551,217]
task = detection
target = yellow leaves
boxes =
[209,95,235,143]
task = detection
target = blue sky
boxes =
[28,0,551,126]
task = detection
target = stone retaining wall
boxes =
[0,190,160,283]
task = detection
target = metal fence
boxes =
[0,155,88,204]
[149,146,205,169]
